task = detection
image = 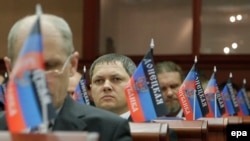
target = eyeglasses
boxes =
[45,55,72,77]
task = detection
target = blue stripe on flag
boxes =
[19,33,42,58]
[221,86,235,115]
[15,72,42,127]
[133,63,156,121]
[238,90,250,115]
[75,84,85,104]
[19,28,43,56]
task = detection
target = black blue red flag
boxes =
[72,66,92,105]
[124,39,167,122]
[5,4,55,132]
[0,73,8,111]
[177,57,209,120]
[204,66,227,117]
[221,73,241,116]
[237,79,250,115]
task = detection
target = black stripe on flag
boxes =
[141,48,167,117]
[195,74,209,116]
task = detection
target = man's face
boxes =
[90,61,130,115]
[157,71,182,116]
[43,46,70,109]
[42,27,71,109]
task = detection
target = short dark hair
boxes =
[89,53,136,80]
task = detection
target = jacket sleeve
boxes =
[112,119,132,141]
[0,112,7,130]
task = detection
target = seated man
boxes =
[155,61,184,119]
[89,53,136,120]
[0,13,132,141]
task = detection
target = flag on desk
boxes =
[204,66,226,117]
[177,57,209,120]
[237,79,250,115]
[0,73,8,110]
[5,5,55,133]
[0,84,5,107]
[221,73,240,116]
[124,39,167,122]
[72,66,92,105]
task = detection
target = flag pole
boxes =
[36,4,48,133]
[82,65,87,104]
[214,66,217,118]
[229,72,233,116]
[193,56,197,120]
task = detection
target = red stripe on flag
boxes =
[14,54,44,78]
[236,98,244,116]
[5,82,25,132]
[204,87,215,117]
[177,85,194,120]
[125,78,145,122]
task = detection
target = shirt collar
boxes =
[120,111,130,119]
[176,109,183,118]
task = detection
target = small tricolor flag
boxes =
[221,73,241,116]
[72,66,92,105]
[237,79,250,116]
[124,39,167,122]
[177,56,209,120]
[5,4,55,133]
[0,85,4,109]
[204,66,227,117]
[0,73,8,110]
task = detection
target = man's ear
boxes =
[3,56,12,74]
[69,51,79,77]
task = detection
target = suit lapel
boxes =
[53,95,87,131]
[128,115,133,122]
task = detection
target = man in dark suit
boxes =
[0,13,132,141]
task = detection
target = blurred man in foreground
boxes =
[0,13,132,141]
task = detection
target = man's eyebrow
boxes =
[92,75,103,79]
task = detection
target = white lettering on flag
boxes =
[126,85,139,112]
[7,84,17,117]
[178,86,191,114]
[144,59,164,105]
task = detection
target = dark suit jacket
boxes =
[0,95,132,141]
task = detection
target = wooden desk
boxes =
[0,131,99,141]
[242,116,250,125]
[199,118,228,141]
[153,120,208,141]
[129,122,169,141]
[227,116,242,125]
[227,116,250,125]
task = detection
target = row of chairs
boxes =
[0,116,249,141]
